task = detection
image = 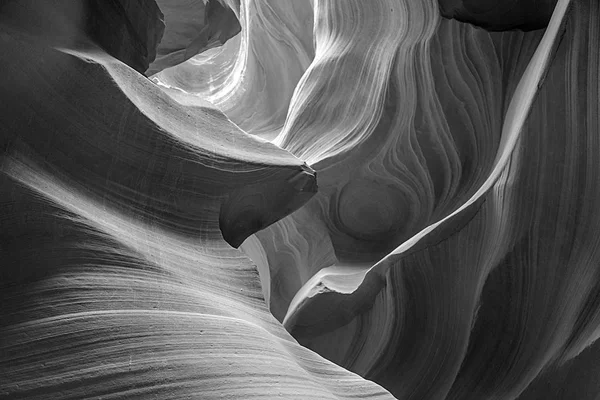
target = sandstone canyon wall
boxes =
[2,0,600,399]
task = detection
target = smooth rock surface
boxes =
[3,0,600,399]
[0,2,393,399]
[437,0,558,31]
[147,0,241,75]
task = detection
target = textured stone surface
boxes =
[0,2,391,399]
[147,0,241,75]
[4,0,600,399]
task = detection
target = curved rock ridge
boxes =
[147,0,241,76]
[0,0,241,77]
[247,0,600,399]
[446,3,600,397]
[284,0,569,326]
[153,0,315,140]
[0,6,399,400]
[253,0,546,321]
[3,0,600,398]
[172,0,600,398]
[257,0,460,321]
[0,0,164,74]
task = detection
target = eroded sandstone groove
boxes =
[3,0,600,399]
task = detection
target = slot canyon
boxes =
[2,0,600,399]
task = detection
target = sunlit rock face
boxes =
[147,0,241,75]
[2,0,600,399]
[154,0,315,141]
[0,1,390,399]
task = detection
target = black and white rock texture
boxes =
[3,0,600,399]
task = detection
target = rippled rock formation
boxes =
[2,0,600,399]
[0,1,388,399]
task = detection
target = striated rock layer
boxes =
[0,1,393,399]
[3,0,600,399]
[153,0,315,141]
[162,0,600,398]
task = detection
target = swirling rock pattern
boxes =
[153,0,315,140]
[147,0,241,75]
[0,2,392,399]
[3,0,600,399]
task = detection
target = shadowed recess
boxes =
[437,0,558,31]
